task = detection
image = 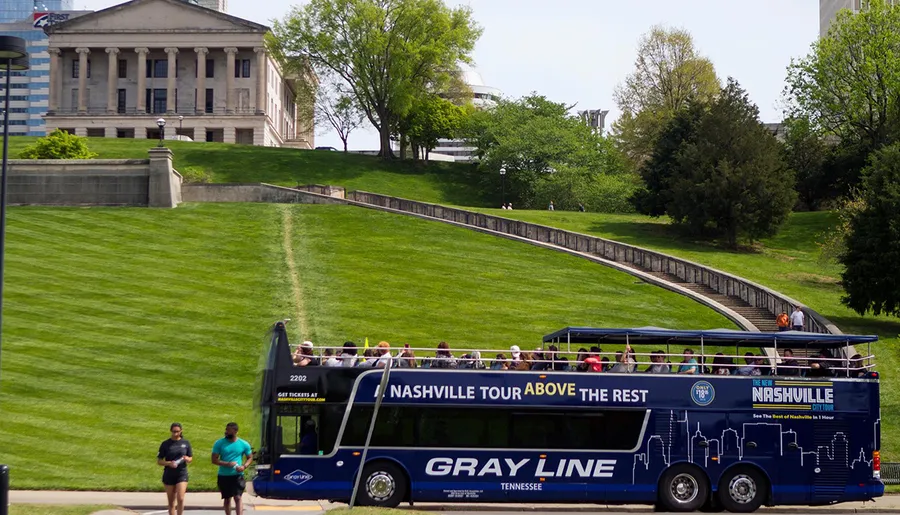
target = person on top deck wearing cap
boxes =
[292,341,319,367]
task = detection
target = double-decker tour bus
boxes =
[252,322,883,512]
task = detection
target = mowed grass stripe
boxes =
[1,203,290,491]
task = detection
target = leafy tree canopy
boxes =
[272,0,481,157]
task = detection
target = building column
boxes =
[165,47,178,113]
[48,48,61,112]
[194,47,208,114]
[105,127,117,138]
[194,126,206,142]
[254,46,267,115]
[74,127,87,137]
[223,126,236,143]
[106,47,119,114]
[224,47,238,114]
[136,47,149,113]
[76,47,90,113]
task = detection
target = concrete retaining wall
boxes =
[181,183,350,205]
[7,148,181,208]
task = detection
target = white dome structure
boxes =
[456,63,502,109]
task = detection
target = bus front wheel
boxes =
[717,466,766,513]
[357,461,407,508]
[658,464,709,512]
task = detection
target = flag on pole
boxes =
[364,337,369,350]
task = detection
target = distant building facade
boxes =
[0,9,90,137]
[43,0,313,147]
[820,0,899,37]
[0,0,73,23]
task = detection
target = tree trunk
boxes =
[399,133,408,159]
[378,117,393,158]
[342,139,348,152]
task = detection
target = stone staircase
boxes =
[628,267,779,332]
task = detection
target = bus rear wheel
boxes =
[717,466,766,513]
[658,464,709,512]
[357,461,407,508]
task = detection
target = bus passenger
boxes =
[340,341,358,367]
[468,351,486,369]
[398,348,418,368]
[677,349,699,374]
[778,349,800,376]
[513,352,533,371]
[736,353,762,376]
[711,353,733,375]
[491,353,509,370]
[509,345,522,368]
[299,420,318,455]
[808,350,834,378]
[157,422,193,515]
[575,348,590,372]
[645,351,670,374]
[531,349,548,371]
[431,341,458,369]
[374,341,392,368]
[601,356,611,371]
[292,341,319,367]
[553,356,570,371]
[610,346,636,373]
[322,348,341,367]
[848,354,867,377]
[583,350,603,372]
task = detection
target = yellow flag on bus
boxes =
[364,337,369,350]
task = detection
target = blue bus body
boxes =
[252,325,883,510]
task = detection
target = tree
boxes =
[781,117,829,210]
[612,26,720,167]
[630,100,706,216]
[18,129,97,159]
[272,0,481,158]
[404,95,468,160]
[316,81,366,152]
[467,94,628,209]
[784,0,900,152]
[636,79,796,247]
[839,143,900,317]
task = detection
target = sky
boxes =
[73,0,820,150]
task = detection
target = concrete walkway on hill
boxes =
[10,490,900,513]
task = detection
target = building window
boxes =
[118,59,127,79]
[146,88,167,114]
[205,88,214,113]
[72,59,91,78]
[146,59,168,78]
[235,59,250,78]
[206,58,214,78]
[117,89,126,114]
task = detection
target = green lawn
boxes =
[471,208,900,458]
[6,137,486,207]
[0,203,732,491]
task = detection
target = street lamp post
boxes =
[0,35,29,515]
[178,115,183,135]
[499,166,507,208]
[156,117,166,147]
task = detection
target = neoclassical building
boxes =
[43,0,313,147]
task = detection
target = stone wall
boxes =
[295,184,346,198]
[181,183,349,205]
[7,148,180,207]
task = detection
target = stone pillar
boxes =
[165,47,178,113]
[48,48,60,112]
[194,47,208,114]
[254,46,267,115]
[105,127,117,138]
[74,127,87,137]
[148,148,180,208]
[225,47,237,114]
[223,126,236,143]
[105,47,119,113]
[194,126,206,142]
[76,47,90,113]
[136,47,149,113]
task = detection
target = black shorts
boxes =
[217,474,246,499]
[162,469,188,486]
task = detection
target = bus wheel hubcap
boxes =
[729,475,756,504]
[366,472,395,501]
[670,473,698,504]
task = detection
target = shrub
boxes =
[178,166,213,184]
[18,129,98,159]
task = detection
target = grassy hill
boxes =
[0,203,732,490]
[6,137,487,207]
[472,208,900,459]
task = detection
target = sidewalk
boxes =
[9,490,900,513]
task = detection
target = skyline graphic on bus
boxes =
[632,410,879,483]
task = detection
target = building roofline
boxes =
[45,0,270,34]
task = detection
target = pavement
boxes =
[9,490,900,514]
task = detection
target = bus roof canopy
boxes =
[541,327,879,347]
